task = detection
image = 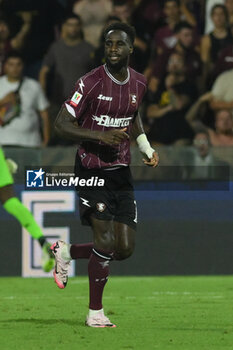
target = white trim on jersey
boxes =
[65,103,76,118]
[104,64,130,85]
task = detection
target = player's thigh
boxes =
[90,215,115,251]
[113,221,136,259]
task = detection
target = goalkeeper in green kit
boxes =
[0,147,54,272]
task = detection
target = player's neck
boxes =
[106,65,128,82]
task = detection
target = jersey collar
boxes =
[104,64,130,85]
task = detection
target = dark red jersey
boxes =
[65,64,147,169]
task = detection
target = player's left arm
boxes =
[132,111,159,168]
[39,109,50,146]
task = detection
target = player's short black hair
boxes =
[174,21,193,33]
[103,22,136,45]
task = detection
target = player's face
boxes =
[193,133,210,157]
[5,58,23,80]
[105,30,133,70]
[211,7,227,27]
[177,28,193,49]
[215,110,233,132]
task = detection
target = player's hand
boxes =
[100,128,129,145]
[142,151,159,168]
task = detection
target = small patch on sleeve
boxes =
[70,91,83,107]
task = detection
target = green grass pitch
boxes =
[0,276,232,350]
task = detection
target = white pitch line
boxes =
[152,291,224,296]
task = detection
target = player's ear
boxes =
[129,46,133,54]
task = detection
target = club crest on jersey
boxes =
[96,202,106,212]
[70,91,83,107]
[92,114,133,127]
[130,94,137,106]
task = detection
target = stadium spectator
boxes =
[180,130,228,179]
[0,52,50,147]
[39,14,94,144]
[0,13,32,75]
[148,21,202,95]
[0,147,55,272]
[205,0,225,34]
[201,4,232,88]
[130,0,163,39]
[73,0,113,47]
[153,0,197,54]
[146,53,195,145]
[185,91,233,145]
[0,0,64,79]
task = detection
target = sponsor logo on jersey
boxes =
[96,202,106,212]
[92,114,133,127]
[70,91,83,107]
[130,94,137,106]
[97,94,113,101]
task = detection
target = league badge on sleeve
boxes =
[70,91,83,107]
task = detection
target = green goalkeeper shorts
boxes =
[0,147,14,188]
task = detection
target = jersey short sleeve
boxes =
[64,71,100,120]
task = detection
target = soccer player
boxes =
[0,147,55,272]
[51,22,159,327]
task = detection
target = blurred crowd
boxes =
[1,0,233,163]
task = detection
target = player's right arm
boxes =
[55,106,129,145]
